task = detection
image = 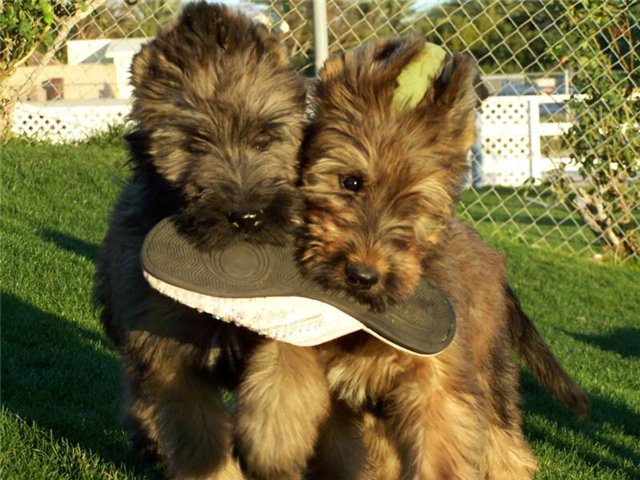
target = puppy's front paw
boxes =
[234,341,330,479]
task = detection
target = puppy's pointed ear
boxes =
[419,53,478,152]
[373,35,427,70]
[407,54,478,200]
[253,23,291,66]
[130,44,152,90]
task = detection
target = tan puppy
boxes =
[299,35,589,479]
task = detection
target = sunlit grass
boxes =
[1,139,638,479]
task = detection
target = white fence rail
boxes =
[12,95,572,186]
[12,100,130,144]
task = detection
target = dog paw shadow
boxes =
[39,228,99,263]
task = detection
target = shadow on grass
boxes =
[563,327,640,359]
[40,228,99,263]
[521,370,640,477]
[0,292,159,479]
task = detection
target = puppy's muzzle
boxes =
[227,209,263,231]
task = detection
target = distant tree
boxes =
[2,1,87,79]
[548,1,639,259]
[416,0,564,73]
[74,0,181,39]
[253,1,314,74]
[327,0,416,48]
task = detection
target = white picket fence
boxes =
[12,99,131,144]
[479,94,572,185]
[11,94,572,186]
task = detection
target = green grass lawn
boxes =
[1,138,639,479]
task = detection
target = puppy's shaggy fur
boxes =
[298,35,589,479]
[95,3,330,478]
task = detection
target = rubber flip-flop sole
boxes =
[141,217,456,356]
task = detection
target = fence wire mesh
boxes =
[1,0,638,262]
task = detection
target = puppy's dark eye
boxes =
[340,174,363,192]
[391,238,410,250]
[253,136,272,151]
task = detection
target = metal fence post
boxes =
[312,0,329,75]
[528,97,541,181]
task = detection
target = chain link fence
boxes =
[2,0,638,263]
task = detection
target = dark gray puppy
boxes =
[94,3,329,478]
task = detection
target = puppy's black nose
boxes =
[345,263,379,289]
[228,209,263,231]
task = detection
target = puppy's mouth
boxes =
[175,186,303,250]
[178,214,298,250]
[345,287,392,312]
[301,258,399,312]
[343,273,411,312]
